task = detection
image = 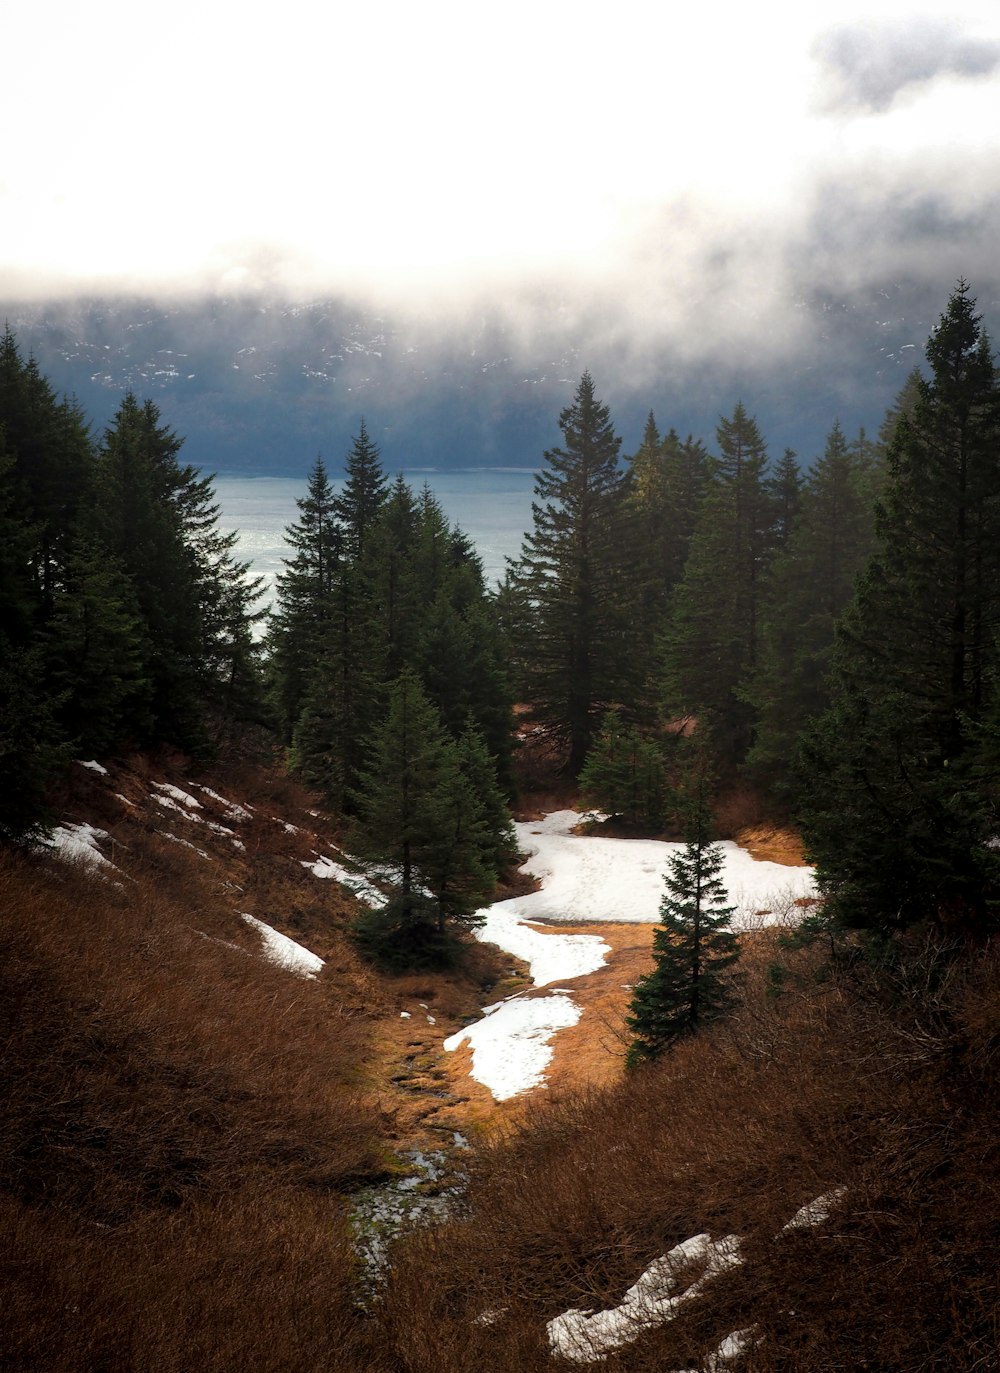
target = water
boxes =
[212,469,538,608]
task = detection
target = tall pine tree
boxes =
[513,372,636,772]
[802,284,1000,937]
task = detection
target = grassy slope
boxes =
[4,753,999,1371]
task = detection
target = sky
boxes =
[5,0,1000,367]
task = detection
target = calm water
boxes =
[213,469,538,608]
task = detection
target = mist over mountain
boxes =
[3,280,975,475]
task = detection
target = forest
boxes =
[5,284,1000,948]
[2,284,999,1369]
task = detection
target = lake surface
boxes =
[213,469,539,608]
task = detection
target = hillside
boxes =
[4,750,999,1371]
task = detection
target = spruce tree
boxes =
[747,421,876,801]
[661,403,774,764]
[513,372,636,772]
[626,756,739,1066]
[626,422,711,716]
[802,284,1000,937]
[579,710,668,831]
[267,455,340,740]
[350,669,496,963]
[334,418,388,560]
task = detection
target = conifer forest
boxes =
[3,285,1000,1370]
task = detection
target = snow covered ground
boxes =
[446,812,817,1103]
[506,810,816,926]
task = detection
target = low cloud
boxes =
[813,19,1000,113]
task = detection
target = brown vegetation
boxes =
[6,753,999,1371]
[375,930,1000,1370]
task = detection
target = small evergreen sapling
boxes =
[626,779,739,1066]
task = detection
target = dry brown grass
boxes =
[374,933,1000,1371]
[0,751,395,1372]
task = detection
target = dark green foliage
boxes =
[626,420,711,716]
[802,284,1000,937]
[44,538,151,755]
[455,719,519,872]
[349,669,496,964]
[512,373,637,772]
[661,403,775,764]
[283,438,513,816]
[91,393,264,751]
[266,456,340,739]
[0,334,265,838]
[334,418,388,561]
[747,421,877,800]
[579,710,669,830]
[626,757,739,1066]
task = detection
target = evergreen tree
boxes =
[350,669,495,964]
[579,709,668,830]
[267,455,340,739]
[769,448,803,548]
[661,403,774,764]
[626,422,711,715]
[513,372,636,772]
[626,755,739,1066]
[802,284,1000,937]
[334,419,388,560]
[455,718,519,872]
[747,421,876,801]
[0,442,67,839]
[92,393,262,749]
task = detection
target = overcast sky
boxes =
[5,0,1000,365]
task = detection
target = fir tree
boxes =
[513,372,636,772]
[801,284,1000,937]
[334,418,388,560]
[267,455,340,739]
[661,403,774,764]
[579,710,668,830]
[350,669,496,964]
[626,755,739,1066]
[747,421,876,801]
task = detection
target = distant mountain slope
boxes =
[5,284,948,474]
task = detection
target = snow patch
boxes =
[196,786,253,822]
[151,782,202,810]
[158,831,211,860]
[241,914,324,978]
[547,1232,743,1362]
[504,812,815,926]
[75,759,108,775]
[444,994,580,1100]
[782,1188,847,1231]
[475,906,609,988]
[303,854,387,907]
[47,823,115,871]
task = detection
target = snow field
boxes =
[443,994,581,1101]
[508,811,816,926]
[446,811,817,1103]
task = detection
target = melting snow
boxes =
[303,854,387,907]
[782,1187,847,1231]
[197,786,253,822]
[546,1192,844,1363]
[75,759,108,775]
[151,782,202,810]
[47,823,115,870]
[547,1232,743,1362]
[507,811,815,926]
[444,994,581,1100]
[241,914,324,978]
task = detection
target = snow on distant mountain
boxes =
[5,285,945,475]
